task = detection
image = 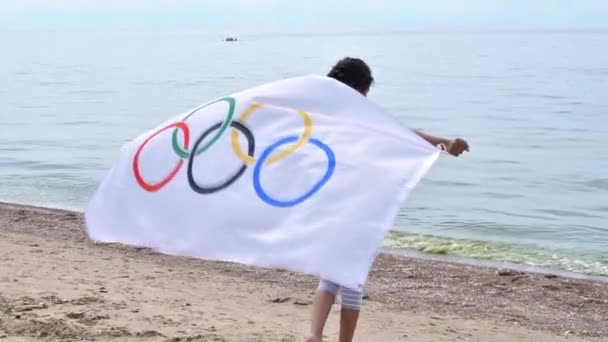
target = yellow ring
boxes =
[230,103,312,165]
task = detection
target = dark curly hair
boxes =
[327,57,374,95]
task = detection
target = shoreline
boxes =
[1,200,607,341]
[3,199,606,284]
[387,247,608,284]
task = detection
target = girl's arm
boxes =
[414,130,469,157]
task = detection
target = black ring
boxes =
[187,121,255,194]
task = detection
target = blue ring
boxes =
[253,136,336,208]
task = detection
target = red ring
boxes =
[132,122,190,192]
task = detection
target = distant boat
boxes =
[225,37,238,42]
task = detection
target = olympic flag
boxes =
[85,75,441,290]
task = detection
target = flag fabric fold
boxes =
[85,75,440,290]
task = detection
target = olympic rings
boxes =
[253,136,335,208]
[171,97,236,158]
[187,121,255,194]
[133,122,190,192]
[230,103,312,165]
[132,97,336,208]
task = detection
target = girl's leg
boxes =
[338,286,363,342]
[307,279,339,342]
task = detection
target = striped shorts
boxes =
[318,279,363,310]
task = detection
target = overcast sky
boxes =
[1,0,607,30]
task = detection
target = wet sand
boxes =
[0,202,606,341]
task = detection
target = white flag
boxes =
[85,75,440,290]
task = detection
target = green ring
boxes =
[171,97,236,159]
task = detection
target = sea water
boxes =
[1,29,606,276]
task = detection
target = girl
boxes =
[307,57,469,342]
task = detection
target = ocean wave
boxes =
[384,231,608,277]
[582,178,608,191]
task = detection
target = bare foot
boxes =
[306,336,321,342]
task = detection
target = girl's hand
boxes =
[446,138,469,156]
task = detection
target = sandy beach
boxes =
[0,202,606,341]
